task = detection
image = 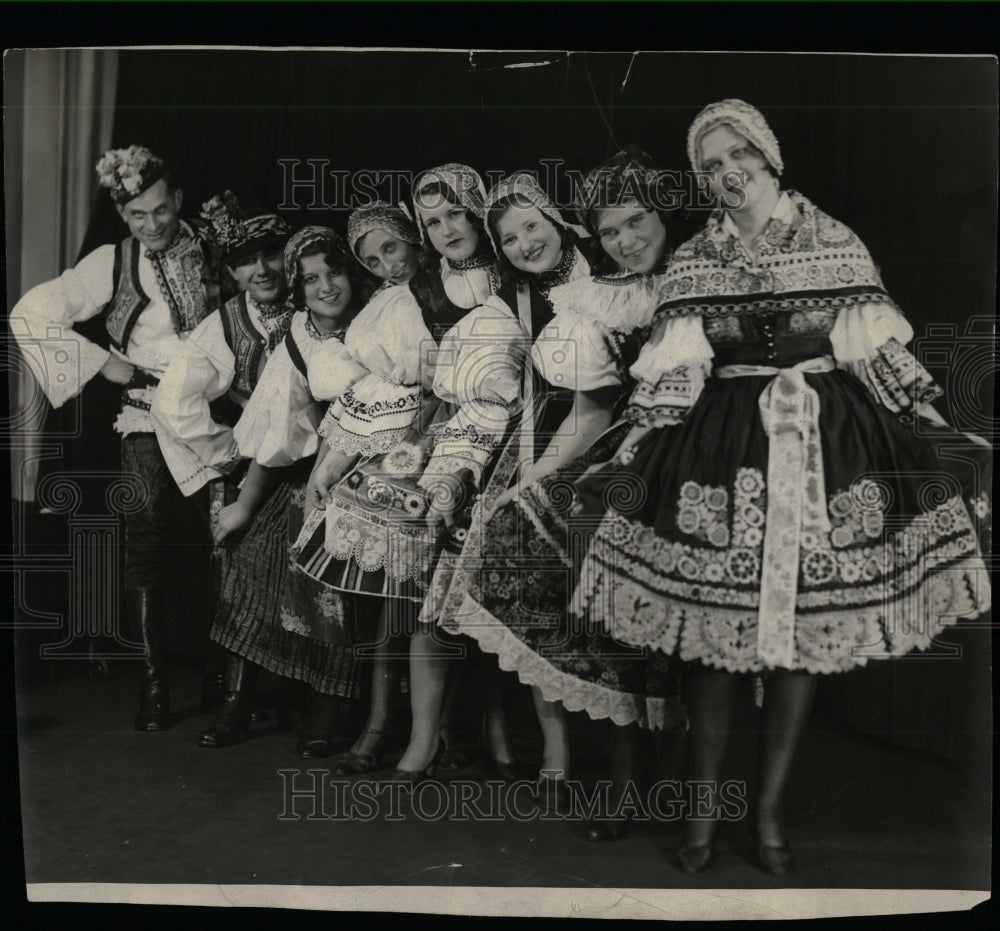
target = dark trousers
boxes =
[120,432,211,590]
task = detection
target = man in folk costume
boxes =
[150,193,295,748]
[9,145,225,732]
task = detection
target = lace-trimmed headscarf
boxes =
[200,190,291,264]
[575,145,681,238]
[686,98,784,175]
[484,172,570,256]
[411,163,488,244]
[347,202,420,263]
[283,225,350,296]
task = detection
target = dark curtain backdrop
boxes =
[47,51,995,758]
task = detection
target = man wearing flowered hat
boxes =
[151,192,294,747]
[9,145,225,733]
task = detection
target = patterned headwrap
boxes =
[283,225,350,296]
[346,202,420,263]
[200,190,291,264]
[687,98,784,175]
[484,172,569,257]
[412,163,487,243]
[574,145,676,237]
[96,145,170,205]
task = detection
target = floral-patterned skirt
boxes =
[570,370,992,675]
[448,413,686,731]
[290,398,468,603]
[211,462,374,699]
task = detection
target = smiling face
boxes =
[415,187,481,261]
[594,200,668,274]
[228,245,287,304]
[116,178,183,252]
[495,203,564,275]
[698,123,777,213]
[299,252,353,324]
[357,228,419,284]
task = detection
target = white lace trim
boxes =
[452,594,682,731]
[572,555,991,674]
[547,268,667,335]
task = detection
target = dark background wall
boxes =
[21,52,996,762]
[67,49,997,500]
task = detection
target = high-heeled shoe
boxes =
[335,728,386,775]
[755,842,794,876]
[749,825,795,875]
[677,844,715,875]
[380,741,445,786]
[484,754,533,783]
[436,727,472,774]
[583,782,632,842]
[535,773,573,814]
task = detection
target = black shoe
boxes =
[197,652,257,748]
[297,691,352,759]
[125,587,171,732]
[200,670,224,715]
[749,824,794,875]
[484,755,533,783]
[535,773,572,815]
[335,728,387,775]
[583,782,632,842]
[677,844,715,874]
[754,842,794,876]
[379,741,445,786]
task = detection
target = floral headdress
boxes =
[200,190,291,264]
[687,98,784,175]
[95,145,169,205]
[484,172,570,256]
[283,225,350,296]
[346,202,420,263]
[411,163,487,243]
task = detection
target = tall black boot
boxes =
[197,650,258,748]
[125,587,170,732]
[200,640,225,713]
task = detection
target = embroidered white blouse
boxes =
[234,312,365,468]
[150,295,286,495]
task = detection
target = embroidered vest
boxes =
[103,224,216,353]
[219,294,292,403]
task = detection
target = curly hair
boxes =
[293,240,373,320]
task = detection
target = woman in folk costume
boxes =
[292,164,518,779]
[215,226,377,758]
[151,191,297,748]
[350,201,422,295]
[425,170,596,798]
[306,202,425,767]
[444,150,691,820]
[566,99,992,874]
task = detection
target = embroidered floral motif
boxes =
[279,607,310,636]
[383,442,425,476]
[827,477,888,548]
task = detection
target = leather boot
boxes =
[200,641,225,713]
[125,587,170,732]
[197,650,258,748]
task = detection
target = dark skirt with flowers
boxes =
[210,461,375,698]
[570,369,991,675]
[449,395,686,731]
